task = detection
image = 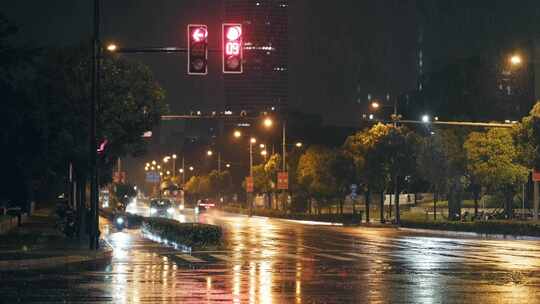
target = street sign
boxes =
[350,184,358,200]
[246,176,254,193]
[277,172,288,190]
[533,170,540,182]
[146,172,160,183]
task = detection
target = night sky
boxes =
[2,1,539,126]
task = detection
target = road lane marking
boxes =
[314,253,356,261]
[175,254,205,263]
[209,254,231,261]
[280,253,317,261]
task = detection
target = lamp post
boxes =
[172,154,177,177]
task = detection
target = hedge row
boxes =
[142,217,222,249]
[401,219,540,237]
[221,206,362,225]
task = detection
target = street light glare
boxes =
[371,101,380,109]
[172,154,177,159]
[263,117,273,128]
[226,163,231,168]
[510,54,523,66]
[233,130,242,138]
[179,168,184,173]
[207,150,213,156]
[422,114,431,123]
[106,43,117,52]
[250,137,257,144]
[189,166,194,171]
[295,142,303,148]
[259,143,265,149]
[151,160,157,165]
[261,150,268,156]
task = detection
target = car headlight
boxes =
[179,205,184,210]
[116,217,124,225]
[195,207,199,214]
[150,208,157,214]
[167,208,174,214]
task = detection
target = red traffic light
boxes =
[223,23,243,74]
[192,27,208,42]
[187,24,208,75]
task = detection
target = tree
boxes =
[416,132,450,219]
[297,146,337,214]
[344,123,391,221]
[464,128,528,218]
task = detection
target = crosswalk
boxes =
[170,250,373,264]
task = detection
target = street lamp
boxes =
[207,150,213,156]
[259,143,265,149]
[179,168,184,173]
[421,114,431,123]
[171,154,177,177]
[152,160,157,165]
[261,150,268,157]
[371,101,381,109]
[189,166,194,171]
[263,117,273,128]
[234,130,242,138]
[250,137,257,144]
[226,163,231,168]
[157,165,161,170]
[295,142,303,148]
[106,43,117,52]
[510,54,523,66]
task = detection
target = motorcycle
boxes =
[114,214,127,231]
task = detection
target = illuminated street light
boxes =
[163,156,170,163]
[422,114,431,123]
[250,137,257,144]
[145,162,150,167]
[144,167,149,171]
[172,154,177,159]
[166,170,171,175]
[106,43,117,52]
[179,168,184,173]
[207,150,213,156]
[263,117,273,128]
[371,101,380,109]
[151,166,155,170]
[226,163,231,168]
[259,143,265,149]
[234,130,242,138]
[151,160,157,165]
[261,150,268,156]
[510,54,523,66]
[159,172,163,176]
[368,114,374,120]
[295,142,303,148]
[157,165,161,169]
[189,166,194,171]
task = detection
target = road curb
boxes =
[398,227,540,240]
[0,241,113,271]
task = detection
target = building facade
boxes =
[223,0,288,112]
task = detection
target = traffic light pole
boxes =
[89,0,100,250]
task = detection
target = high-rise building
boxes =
[223,0,288,112]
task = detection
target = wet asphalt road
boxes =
[1,206,540,303]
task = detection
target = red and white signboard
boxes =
[246,177,254,193]
[533,170,540,182]
[277,172,288,190]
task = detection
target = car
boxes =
[195,199,215,213]
[149,198,175,218]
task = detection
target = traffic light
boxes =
[187,24,208,75]
[222,23,243,74]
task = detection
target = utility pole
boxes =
[89,0,100,250]
[393,97,400,225]
[534,181,539,220]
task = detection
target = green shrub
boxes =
[220,206,362,225]
[401,218,540,237]
[142,217,222,249]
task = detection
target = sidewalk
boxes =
[0,205,112,271]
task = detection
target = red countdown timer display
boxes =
[222,23,243,74]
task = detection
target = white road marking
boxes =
[175,254,205,263]
[314,253,356,261]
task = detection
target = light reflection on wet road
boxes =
[1,207,540,303]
